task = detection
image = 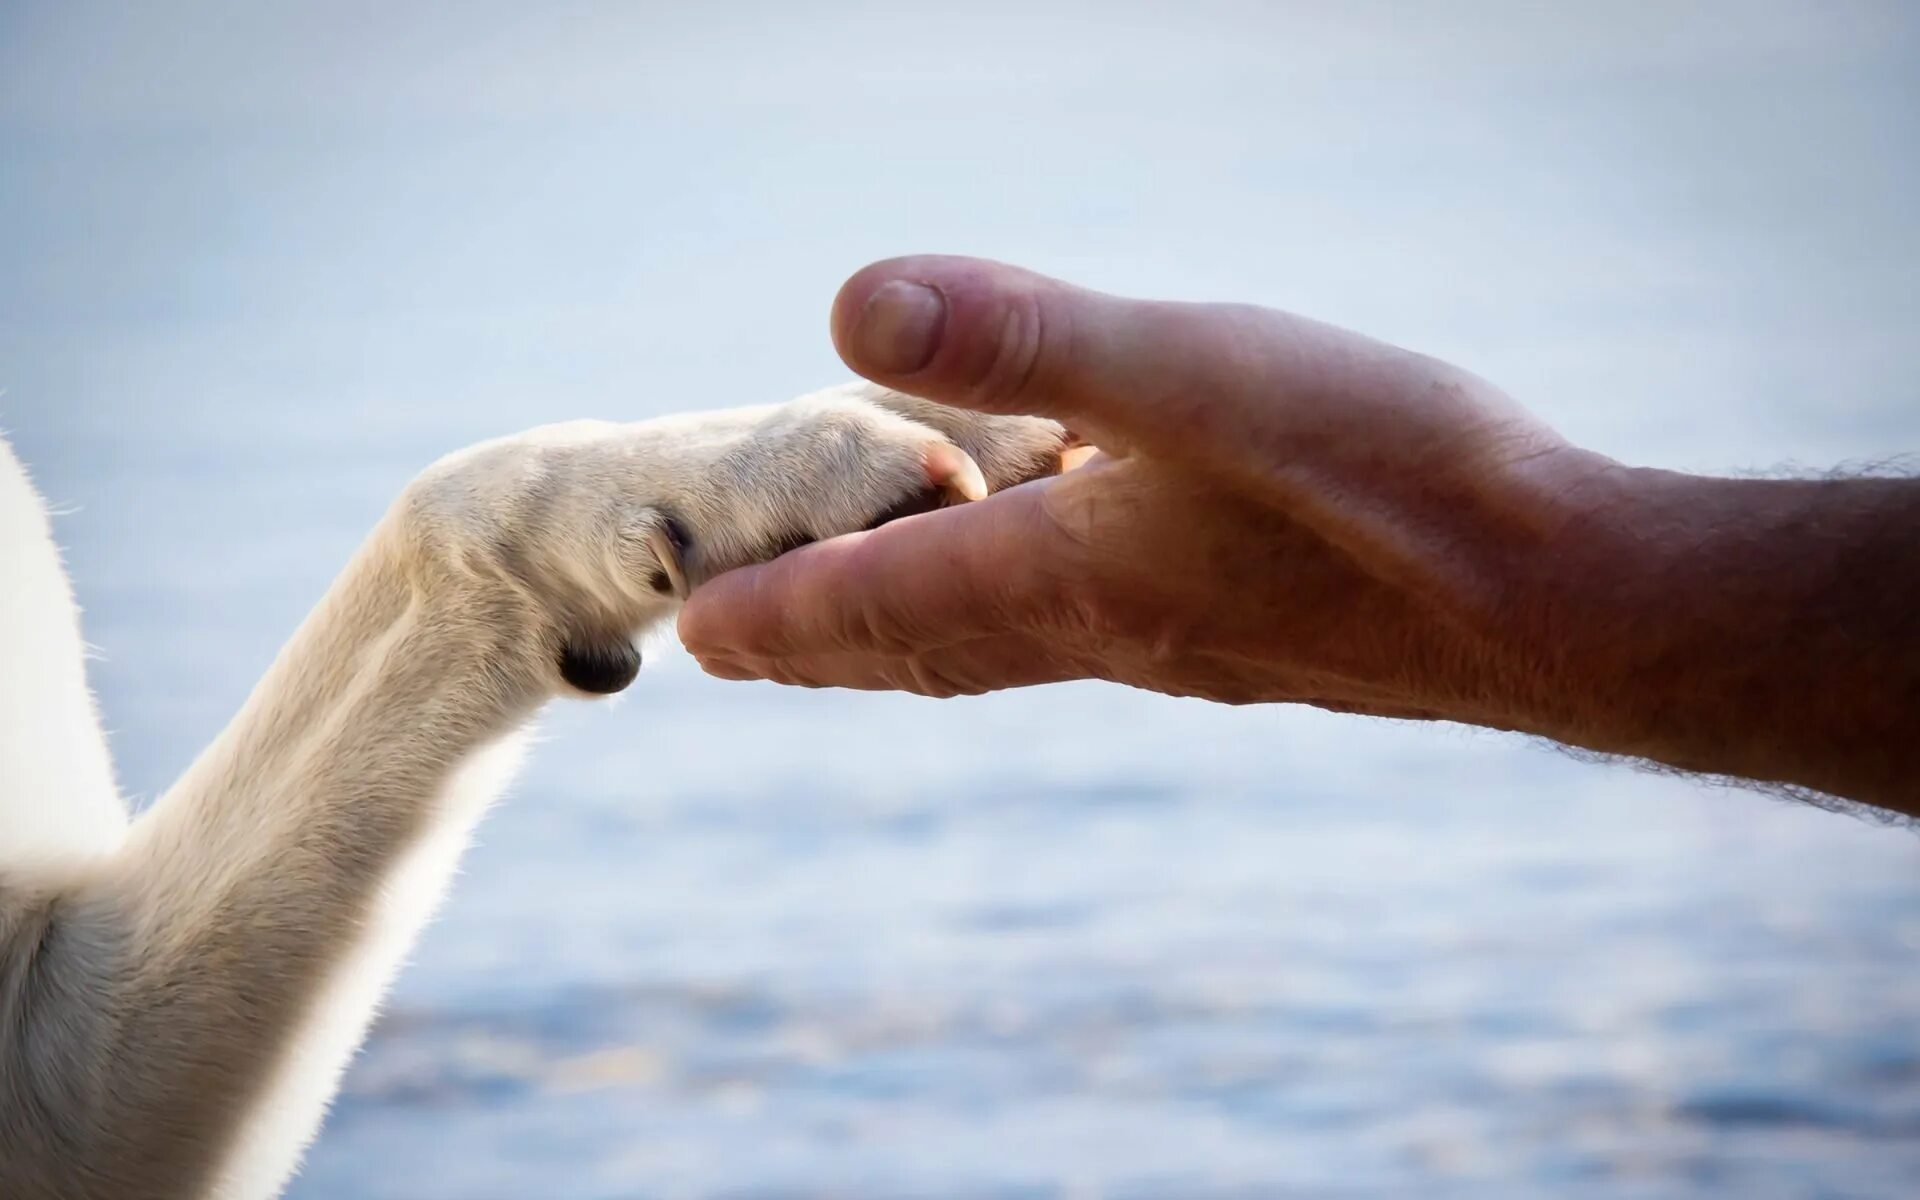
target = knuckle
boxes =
[896,653,977,699]
[842,579,929,658]
[966,290,1068,414]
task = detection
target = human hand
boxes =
[677,256,1620,734]
[680,257,1920,812]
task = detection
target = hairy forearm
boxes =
[1532,468,1920,814]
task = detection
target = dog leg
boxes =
[0,394,1064,1200]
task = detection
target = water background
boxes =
[3,4,1918,1197]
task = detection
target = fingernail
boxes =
[850,281,945,375]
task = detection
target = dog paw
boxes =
[818,381,1070,495]
[398,385,1066,695]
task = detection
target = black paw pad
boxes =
[558,640,642,694]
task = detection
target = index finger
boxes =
[675,481,1060,666]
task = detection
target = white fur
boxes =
[0,385,1062,1200]
[0,437,125,872]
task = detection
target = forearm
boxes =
[3,522,545,1199]
[1533,468,1920,814]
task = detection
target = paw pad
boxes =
[557,640,642,694]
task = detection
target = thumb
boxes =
[832,255,1226,447]
[830,255,1463,486]
[829,256,1553,553]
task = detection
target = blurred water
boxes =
[3,3,1918,1197]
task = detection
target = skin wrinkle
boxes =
[726,455,1507,716]
[984,289,1057,418]
[681,256,1919,816]
[910,264,1583,635]
[757,634,1078,698]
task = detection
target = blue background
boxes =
[4,4,1917,1196]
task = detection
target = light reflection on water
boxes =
[4,3,1917,1196]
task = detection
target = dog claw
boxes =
[1060,445,1100,472]
[922,442,988,503]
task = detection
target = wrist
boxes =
[1512,464,1919,810]
[1506,464,1713,757]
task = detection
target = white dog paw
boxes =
[398,383,1065,695]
